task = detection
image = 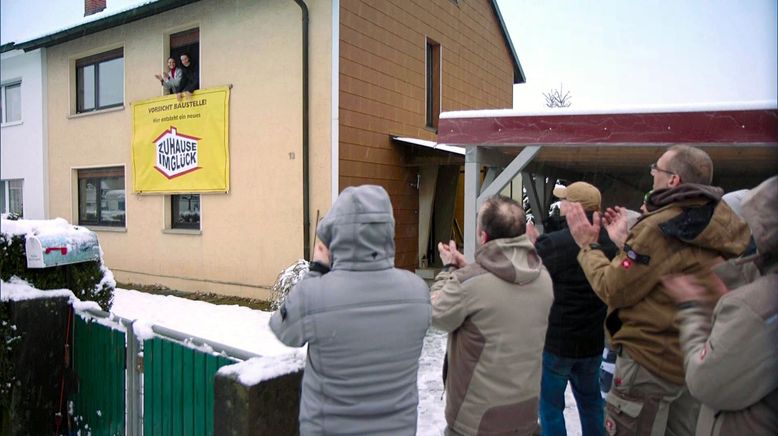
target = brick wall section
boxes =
[339,0,515,269]
[84,0,106,16]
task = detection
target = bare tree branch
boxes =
[543,83,572,108]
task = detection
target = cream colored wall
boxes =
[46,0,333,298]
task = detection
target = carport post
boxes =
[464,147,482,261]
[464,145,541,260]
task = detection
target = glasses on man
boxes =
[649,162,675,176]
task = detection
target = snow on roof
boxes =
[1,0,155,45]
[440,99,778,119]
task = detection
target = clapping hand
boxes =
[563,202,600,248]
[661,260,729,304]
[602,206,629,247]
[661,275,708,303]
[526,221,539,245]
[438,240,467,268]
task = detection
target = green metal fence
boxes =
[72,315,126,435]
[70,307,254,435]
[142,337,235,436]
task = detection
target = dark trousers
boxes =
[539,351,605,436]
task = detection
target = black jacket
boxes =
[178,64,199,93]
[536,219,617,358]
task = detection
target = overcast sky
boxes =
[0,0,146,44]
[496,0,778,111]
[4,0,776,112]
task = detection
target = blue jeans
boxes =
[540,351,604,436]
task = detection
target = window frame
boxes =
[77,167,126,227]
[0,179,24,217]
[170,194,201,230]
[1,81,22,124]
[75,48,124,113]
[425,38,441,129]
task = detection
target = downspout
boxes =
[292,0,311,260]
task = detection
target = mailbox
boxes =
[26,230,101,268]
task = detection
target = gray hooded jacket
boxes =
[270,185,431,435]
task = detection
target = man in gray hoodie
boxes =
[270,185,431,435]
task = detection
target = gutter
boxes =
[293,0,311,260]
[10,0,200,53]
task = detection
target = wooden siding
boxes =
[340,0,515,269]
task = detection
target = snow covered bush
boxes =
[0,302,19,417]
[0,218,115,311]
[269,259,309,311]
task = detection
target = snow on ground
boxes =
[108,288,582,435]
[110,288,297,357]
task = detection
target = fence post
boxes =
[126,320,143,435]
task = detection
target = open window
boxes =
[169,28,200,93]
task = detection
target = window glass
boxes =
[425,40,441,129]
[8,179,23,216]
[172,194,200,229]
[98,57,123,107]
[77,167,124,226]
[4,83,22,122]
[100,177,125,225]
[0,181,6,214]
[79,178,99,222]
[78,64,96,112]
[76,49,122,113]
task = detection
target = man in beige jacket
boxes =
[663,175,778,436]
[431,195,554,435]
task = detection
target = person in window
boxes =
[155,57,181,94]
[176,52,199,100]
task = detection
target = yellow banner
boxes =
[131,86,230,193]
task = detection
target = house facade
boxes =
[0,48,48,219]
[14,0,519,298]
[338,0,519,269]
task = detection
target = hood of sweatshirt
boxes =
[741,176,777,261]
[316,185,395,271]
[647,184,750,257]
[474,234,543,285]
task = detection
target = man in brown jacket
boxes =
[431,195,554,435]
[663,175,778,436]
[564,145,751,436]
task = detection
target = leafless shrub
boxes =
[543,84,572,108]
[269,259,309,310]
